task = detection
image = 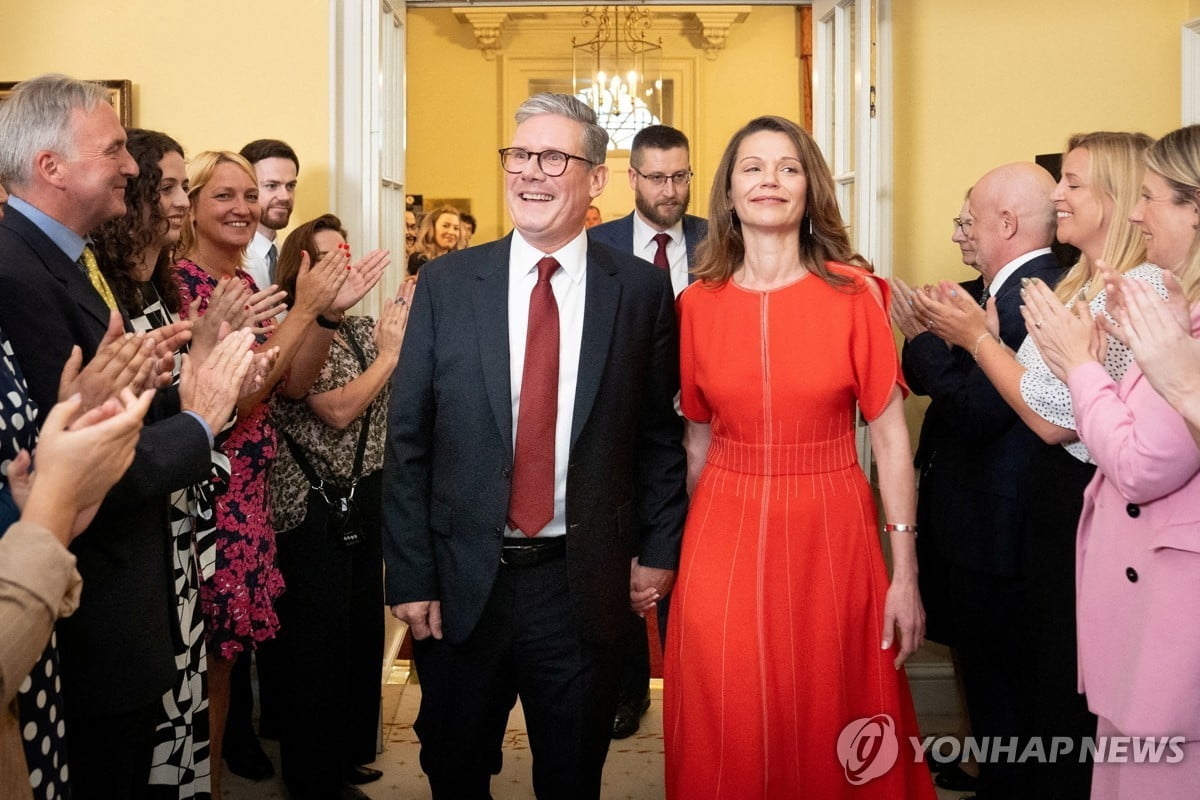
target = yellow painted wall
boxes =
[892,0,1187,290]
[891,0,1191,437]
[0,0,332,236]
[406,6,803,243]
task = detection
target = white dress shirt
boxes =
[505,230,588,537]
[988,247,1051,297]
[243,230,277,292]
[632,212,688,298]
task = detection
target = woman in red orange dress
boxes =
[663,116,935,799]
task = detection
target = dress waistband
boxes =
[704,432,860,476]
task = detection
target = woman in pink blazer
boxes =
[1021,124,1200,800]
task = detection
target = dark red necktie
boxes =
[507,256,560,537]
[652,232,671,270]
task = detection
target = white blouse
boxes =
[1016,262,1167,463]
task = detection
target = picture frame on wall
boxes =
[0,78,132,126]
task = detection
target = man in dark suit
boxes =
[900,162,1063,800]
[383,93,688,799]
[588,123,706,739]
[589,124,707,298]
[0,75,239,798]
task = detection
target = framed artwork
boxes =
[0,79,132,126]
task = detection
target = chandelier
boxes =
[571,5,664,130]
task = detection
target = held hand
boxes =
[391,600,443,640]
[293,245,351,319]
[881,577,925,669]
[629,557,676,616]
[330,249,391,313]
[179,330,257,431]
[886,277,928,341]
[374,279,415,357]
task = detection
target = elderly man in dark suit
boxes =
[894,162,1064,800]
[384,93,688,800]
[0,74,245,798]
[588,123,706,739]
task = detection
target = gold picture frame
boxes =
[0,79,132,126]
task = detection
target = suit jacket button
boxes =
[502,467,511,478]
[1125,567,1138,583]
[494,526,503,536]
[1126,503,1140,518]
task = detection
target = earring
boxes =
[807,215,814,236]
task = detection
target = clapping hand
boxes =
[179,329,258,432]
[11,386,155,540]
[293,244,351,319]
[911,281,989,350]
[374,278,415,358]
[1019,277,1104,383]
[886,277,929,341]
[330,249,391,314]
[58,310,155,411]
[1109,275,1199,409]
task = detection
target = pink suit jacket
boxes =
[1069,308,1200,740]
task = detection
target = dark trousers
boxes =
[275,470,385,797]
[412,556,620,800]
[68,701,160,800]
[950,565,1028,800]
[1019,445,1097,800]
[226,638,282,743]
[615,595,669,704]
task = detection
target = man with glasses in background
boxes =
[588,123,706,741]
[384,93,687,799]
[591,125,707,298]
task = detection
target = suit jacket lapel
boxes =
[2,206,112,330]
[571,243,620,449]
[472,236,515,458]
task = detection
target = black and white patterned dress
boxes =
[130,287,228,800]
[0,327,71,799]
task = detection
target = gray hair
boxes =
[0,74,110,188]
[514,93,609,165]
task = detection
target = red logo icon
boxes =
[836,714,899,785]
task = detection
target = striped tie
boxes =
[80,245,117,311]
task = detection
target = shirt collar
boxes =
[632,210,684,249]
[6,195,87,262]
[990,247,1052,296]
[509,228,588,286]
[248,230,276,259]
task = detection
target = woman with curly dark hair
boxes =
[91,130,284,799]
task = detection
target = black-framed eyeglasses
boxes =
[633,168,693,187]
[953,217,974,235]
[498,147,595,177]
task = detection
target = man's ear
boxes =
[33,150,68,188]
[590,164,610,199]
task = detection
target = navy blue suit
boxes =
[0,203,212,797]
[383,233,687,797]
[901,251,1065,800]
[588,212,707,276]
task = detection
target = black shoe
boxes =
[345,764,384,785]
[934,763,979,792]
[223,735,275,781]
[611,696,651,739]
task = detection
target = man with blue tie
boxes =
[383,93,688,799]
[589,123,706,738]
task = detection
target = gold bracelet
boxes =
[883,523,918,535]
[972,332,993,361]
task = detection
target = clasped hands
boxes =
[630,557,676,617]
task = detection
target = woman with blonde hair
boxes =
[406,204,460,275]
[175,149,354,798]
[915,131,1162,798]
[1020,123,1200,799]
[664,115,934,799]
